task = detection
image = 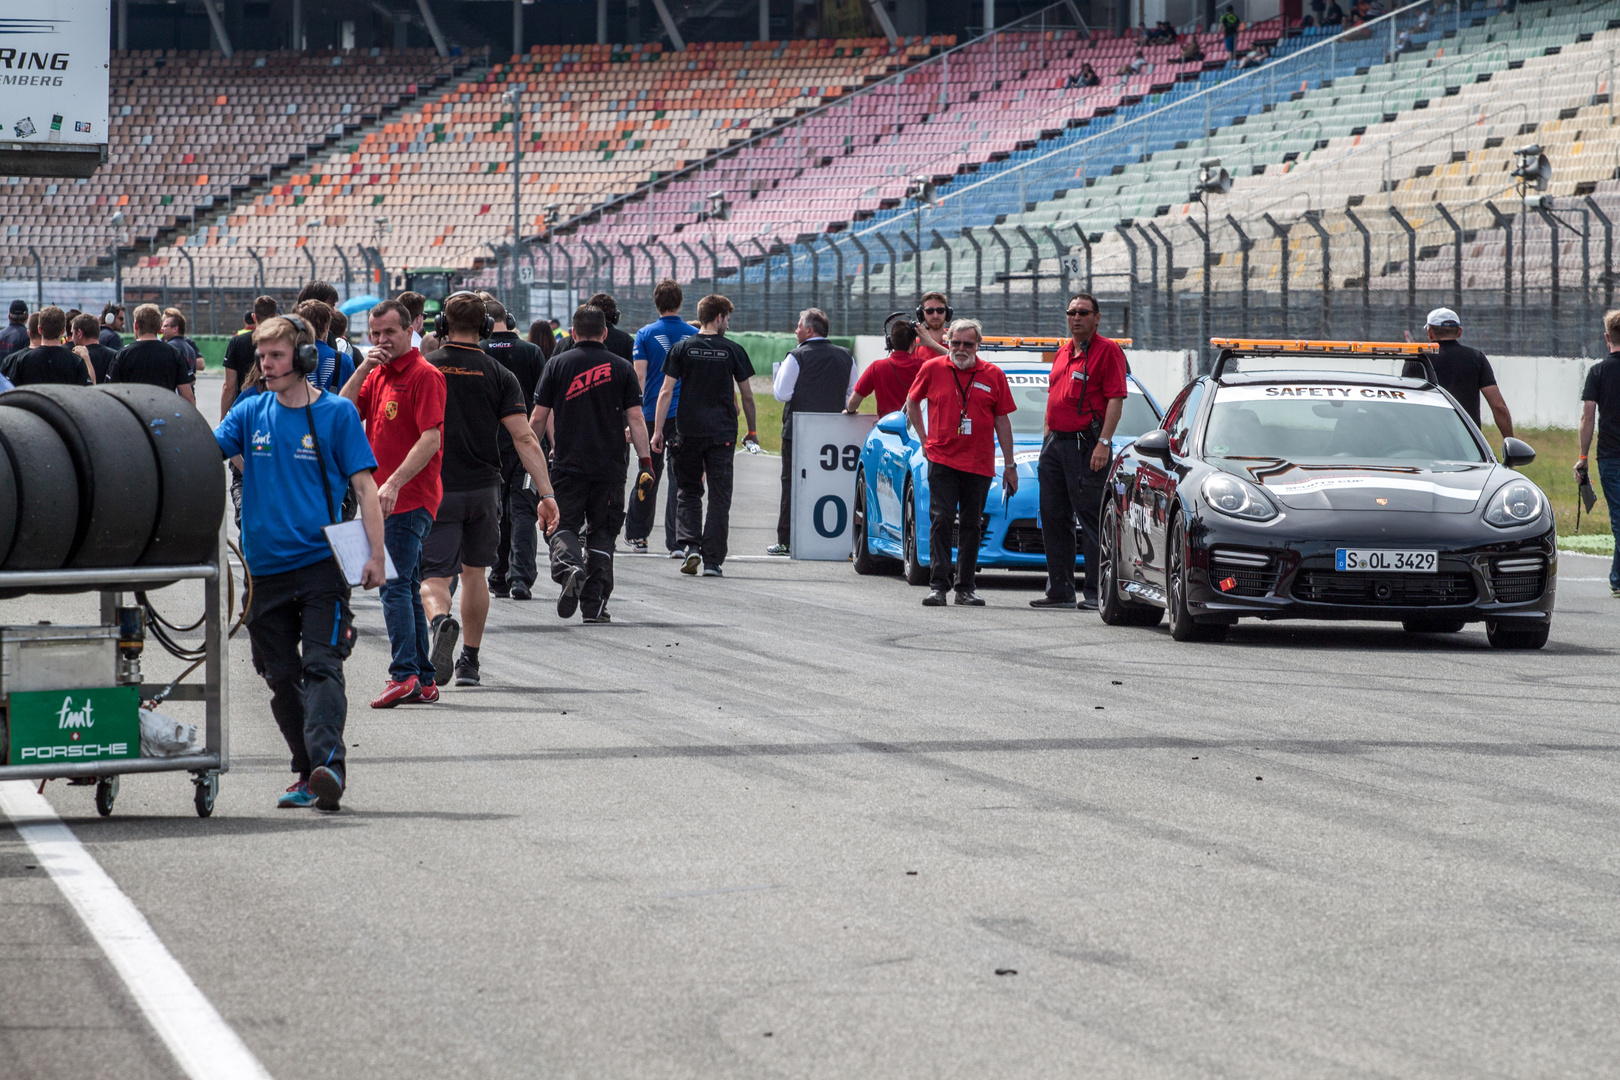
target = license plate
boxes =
[1335,548,1437,572]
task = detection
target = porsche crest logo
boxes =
[384,401,399,420]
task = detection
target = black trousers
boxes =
[673,434,735,568]
[549,470,626,614]
[927,461,992,594]
[1038,433,1108,602]
[245,558,354,781]
[776,436,793,546]
[490,452,540,590]
[625,416,679,551]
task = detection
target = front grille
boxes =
[1004,520,1045,554]
[1489,564,1546,603]
[1210,549,1279,597]
[1291,570,1477,606]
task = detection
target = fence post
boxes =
[656,241,677,293]
[1134,224,1160,339]
[960,228,983,300]
[177,245,197,336]
[930,229,954,301]
[1014,224,1041,325]
[1340,206,1369,333]
[698,239,718,296]
[874,233,899,319]
[1115,224,1139,335]
[804,237,821,313]
[583,241,602,297]
[898,230,922,313]
[1225,215,1254,336]
[988,226,1013,310]
[638,241,659,298]
[1185,217,1209,367]
[1042,224,1067,315]
[1586,194,1614,311]
[1386,204,1417,327]
[1070,223,1094,294]
[558,244,575,307]
[778,242,795,318]
[677,241,699,290]
[824,235,846,329]
[301,244,317,288]
[619,244,637,300]
[1434,202,1464,314]
[1302,209,1331,336]
[1147,221,1175,342]
[247,247,266,293]
[849,234,872,329]
[333,244,352,298]
[725,241,748,322]
[1262,213,1291,337]
[1534,206,1562,320]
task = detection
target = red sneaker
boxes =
[370,676,420,709]
[416,682,440,704]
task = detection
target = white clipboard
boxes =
[323,519,397,585]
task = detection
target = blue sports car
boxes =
[852,356,1164,583]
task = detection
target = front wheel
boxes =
[1486,619,1550,650]
[1099,503,1162,627]
[1167,518,1227,643]
[902,484,930,586]
[852,469,899,576]
[94,775,118,817]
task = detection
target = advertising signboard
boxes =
[0,0,111,176]
[5,685,140,765]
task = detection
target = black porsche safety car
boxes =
[1097,339,1556,648]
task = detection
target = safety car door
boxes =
[1133,381,1202,581]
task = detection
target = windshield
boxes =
[410,274,452,302]
[1204,384,1486,463]
[1003,371,1159,438]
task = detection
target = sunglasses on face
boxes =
[949,340,979,349]
[922,307,948,315]
[1067,308,1096,317]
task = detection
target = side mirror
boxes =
[1135,428,1172,460]
[876,412,908,437]
[1501,437,1536,468]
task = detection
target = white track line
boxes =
[0,781,275,1080]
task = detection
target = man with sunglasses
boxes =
[1033,294,1128,611]
[911,291,953,360]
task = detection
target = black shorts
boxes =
[422,485,501,578]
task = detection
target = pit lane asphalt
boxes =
[4,374,1619,1080]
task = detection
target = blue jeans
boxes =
[381,508,435,684]
[1599,458,1620,591]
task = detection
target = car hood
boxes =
[1215,459,1498,513]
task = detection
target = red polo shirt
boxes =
[907,356,1016,477]
[853,349,925,416]
[1045,334,1128,433]
[355,347,447,517]
[908,332,948,363]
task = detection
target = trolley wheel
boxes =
[94,775,119,817]
[193,772,218,818]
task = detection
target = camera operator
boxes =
[1032,294,1127,611]
[214,314,386,812]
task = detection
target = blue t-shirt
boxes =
[632,315,697,423]
[214,389,377,576]
[309,341,354,393]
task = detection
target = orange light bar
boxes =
[1209,337,1435,355]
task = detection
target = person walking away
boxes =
[99,303,126,349]
[628,279,698,555]
[224,296,277,415]
[588,292,635,361]
[340,299,448,707]
[481,298,550,600]
[295,300,353,392]
[0,300,28,362]
[905,319,1018,606]
[161,308,201,373]
[530,305,652,623]
[1578,310,1620,597]
[911,292,952,360]
[1032,294,1128,611]
[3,306,92,386]
[845,319,924,416]
[1402,308,1514,436]
[215,314,385,811]
[769,308,856,555]
[70,312,118,383]
[108,304,196,404]
[651,294,759,577]
[419,293,559,686]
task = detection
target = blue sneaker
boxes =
[309,766,345,812]
[278,780,315,809]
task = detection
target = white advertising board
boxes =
[1,1,110,149]
[790,412,878,561]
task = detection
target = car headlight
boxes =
[1484,479,1545,527]
[1201,473,1277,521]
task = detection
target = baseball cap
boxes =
[1425,307,1461,328]
[9,300,27,317]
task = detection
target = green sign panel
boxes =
[6,686,140,765]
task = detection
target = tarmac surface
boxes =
[4,375,1620,1079]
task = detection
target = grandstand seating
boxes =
[125,38,933,289]
[1,49,466,283]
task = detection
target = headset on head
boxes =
[434,291,496,340]
[914,297,953,324]
[882,311,914,353]
[281,313,322,375]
